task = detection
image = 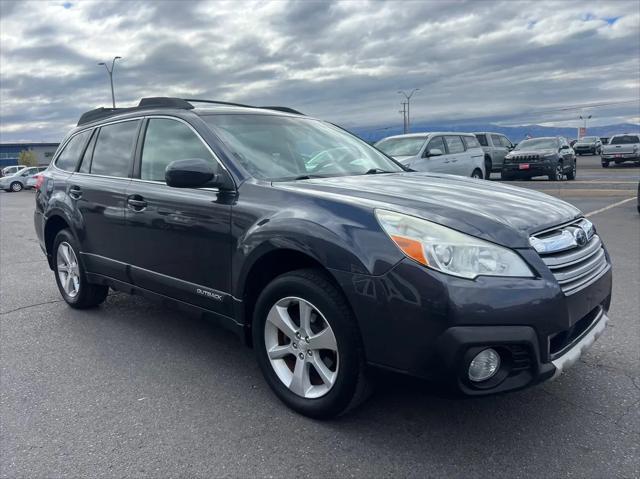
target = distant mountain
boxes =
[349,122,640,144]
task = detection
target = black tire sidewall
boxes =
[252,270,362,418]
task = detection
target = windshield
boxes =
[579,136,598,142]
[610,135,640,145]
[515,138,558,150]
[374,137,426,157]
[203,114,404,180]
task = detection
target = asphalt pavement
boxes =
[1,155,639,478]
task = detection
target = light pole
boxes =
[398,88,420,132]
[579,114,592,138]
[399,101,408,134]
[98,56,122,108]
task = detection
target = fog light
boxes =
[468,348,501,382]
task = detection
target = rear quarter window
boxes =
[54,130,91,172]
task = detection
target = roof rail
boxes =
[77,97,304,126]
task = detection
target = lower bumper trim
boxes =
[550,310,608,380]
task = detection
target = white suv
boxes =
[375,132,486,178]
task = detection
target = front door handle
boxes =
[127,195,147,211]
[68,185,82,199]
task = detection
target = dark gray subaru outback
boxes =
[35,98,612,418]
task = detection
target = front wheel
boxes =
[566,161,577,180]
[253,269,369,418]
[10,182,23,192]
[602,161,609,168]
[471,168,483,179]
[53,229,109,308]
[549,162,564,181]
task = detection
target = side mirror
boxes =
[427,148,443,157]
[165,158,233,190]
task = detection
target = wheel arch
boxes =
[43,213,72,269]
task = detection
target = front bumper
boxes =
[330,251,612,396]
[502,160,552,176]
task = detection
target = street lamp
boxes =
[579,114,592,138]
[98,56,122,108]
[398,88,420,133]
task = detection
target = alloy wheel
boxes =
[264,296,339,399]
[56,242,80,298]
[10,182,22,192]
[555,163,564,180]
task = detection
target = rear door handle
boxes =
[68,185,82,199]
[127,195,147,211]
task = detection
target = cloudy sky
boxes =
[1,0,639,142]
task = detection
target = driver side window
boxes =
[424,136,446,157]
[140,118,217,182]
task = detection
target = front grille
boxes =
[512,154,540,162]
[548,306,603,359]
[531,219,609,295]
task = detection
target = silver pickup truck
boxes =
[601,133,640,168]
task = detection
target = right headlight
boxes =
[375,210,534,279]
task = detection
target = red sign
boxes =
[579,127,587,138]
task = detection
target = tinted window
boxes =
[426,136,446,155]
[91,120,140,177]
[445,136,465,154]
[610,135,639,144]
[141,119,216,181]
[475,134,488,146]
[78,130,97,174]
[463,135,481,149]
[55,130,91,171]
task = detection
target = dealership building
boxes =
[0,142,59,169]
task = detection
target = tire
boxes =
[10,182,23,192]
[253,269,370,419]
[484,157,492,177]
[566,160,576,180]
[602,161,609,168]
[501,171,514,181]
[53,229,109,309]
[471,168,483,179]
[549,161,564,181]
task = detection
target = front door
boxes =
[123,117,233,316]
[417,135,448,173]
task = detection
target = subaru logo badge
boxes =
[573,228,587,246]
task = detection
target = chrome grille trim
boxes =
[532,221,609,296]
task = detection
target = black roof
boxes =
[77,97,304,126]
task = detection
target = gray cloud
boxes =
[0,0,638,142]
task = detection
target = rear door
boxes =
[123,116,233,315]
[70,119,141,282]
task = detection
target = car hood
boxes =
[276,172,581,248]
[390,155,415,164]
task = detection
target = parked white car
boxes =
[0,166,47,192]
[375,132,486,178]
[1,165,26,177]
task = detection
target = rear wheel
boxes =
[253,269,369,418]
[10,182,23,192]
[471,168,483,179]
[53,229,109,308]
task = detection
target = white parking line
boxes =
[585,197,636,217]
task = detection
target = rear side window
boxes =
[90,120,140,177]
[78,130,97,174]
[463,136,481,149]
[610,135,640,144]
[140,118,216,182]
[475,134,488,146]
[445,136,465,154]
[55,130,91,172]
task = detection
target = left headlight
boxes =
[375,210,534,279]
